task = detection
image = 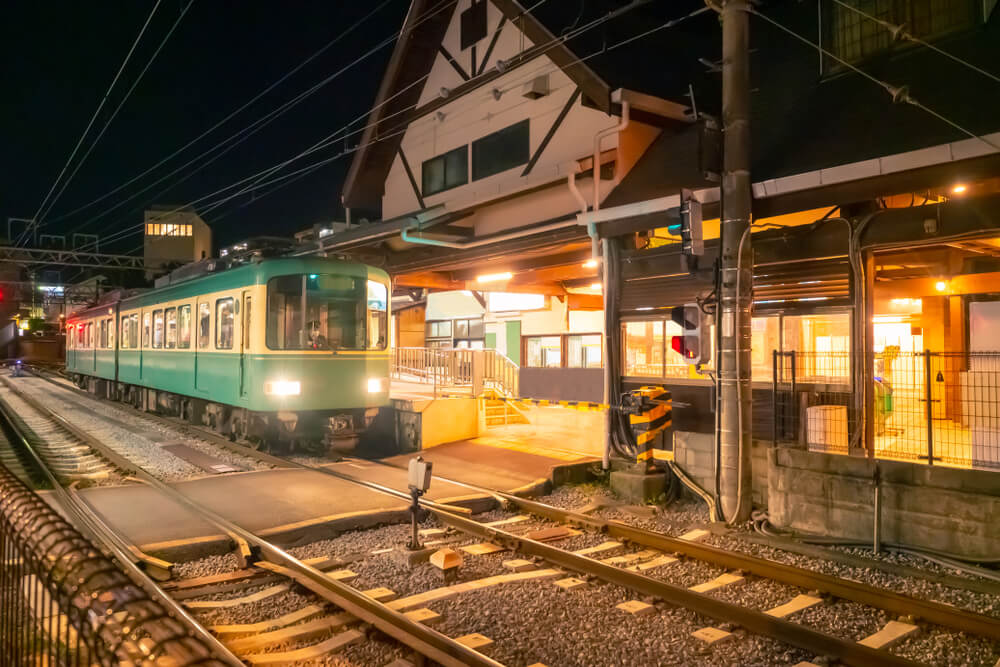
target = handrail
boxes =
[392,347,519,398]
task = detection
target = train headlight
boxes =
[265,380,301,396]
[367,377,386,393]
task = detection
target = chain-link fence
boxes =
[0,462,227,666]
[769,349,1000,471]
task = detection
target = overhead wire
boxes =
[750,8,1000,153]
[37,0,195,228]
[828,0,1000,86]
[24,0,165,245]
[60,0,432,236]
[86,0,709,252]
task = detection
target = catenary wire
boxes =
[37,0,196,226]
[90,1,711,250]
[52,0,451,233]
[24,0,165,244]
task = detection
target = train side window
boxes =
[243,297,251,349]
[129,315,139,349]
[216,297,234,349]
[152,310,164,349]
[108,318,115,349]
[120,316,130,349]
[88,322,94,348]
[198,302,211,348]
[178,305,192,349]
[99,320,108,349]
[78,324,84,346]
[165,308,177,349]
[142,312,151,348]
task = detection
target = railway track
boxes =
[10,368,1000,666]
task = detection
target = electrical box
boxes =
[408,457,433,492]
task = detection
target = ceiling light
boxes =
[583,259,598,269]
[476,272,512,284]
[952,184,967,194]
[935,280,947,292]
[590,283,602,290]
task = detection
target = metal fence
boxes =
[770,349,1000,471]
[0,462,226,665]
[391,347,519,397]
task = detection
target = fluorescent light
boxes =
[367,377,387,393]
[952,184,967,194]
[935,280,947,292]
[476,272,512,283]
[265,380,300,396]
[583,259,598,269]
[636,306,655,311]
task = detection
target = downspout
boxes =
[402,218,578,249]
[593,101,630,214]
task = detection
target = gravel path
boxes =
[12,376,271,481]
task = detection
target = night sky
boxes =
[1,1,411,252]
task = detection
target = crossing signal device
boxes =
[666,189,703,256]
[670,303,709,365]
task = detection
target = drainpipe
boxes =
[568,166,600,260]
[401,218,578,249]
[592,101,630,214]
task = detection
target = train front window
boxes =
[266,274,388,350]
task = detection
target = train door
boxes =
[87,322,96,372]
[194,301,210,391]
[238,291,251,398]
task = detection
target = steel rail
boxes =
[26,370,994,656]
[3,374,504,667]
[0,383,243,667]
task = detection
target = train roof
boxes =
[67,257,389,320]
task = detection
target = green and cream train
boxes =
[65,257,391,451]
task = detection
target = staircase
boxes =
[482,391,529,427]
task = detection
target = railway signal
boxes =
[666,189,703,257]
[670,303,709,365]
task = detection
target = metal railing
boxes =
[0,461,227,666]
[391,347,519,398]
[769,349,1000,471]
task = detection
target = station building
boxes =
[299,0,1000,556]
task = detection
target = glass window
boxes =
[108,318,115,349]
[422,146,468,196]
[243,297,252,349]
[427,321,452,338]
[623,321,664,377]
[178,305,192,349]
[468,318,484,339]
[99,320,108,349]
[152,310,164,349]
[198,302,211,348]
[129,314,139,348]
[78,323,85,345]
[142,312,151,348]
[525,336,562,368]
[165,308,177,349]
[216,298,234,349]
[783,312,851,382]
[455,319,469,338]
[568,334,602,368]
[472,120,530,181]
[751,316,780,381]
[266,275,387,350]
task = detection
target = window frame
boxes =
[178,304,192,349]
[471,119,530,182]
[421,146,469,197]
[164,307,177,349]
[142,312,151,348]
[521,332,603,369]
[152,310,164,349]
[215,297,235,350]
[197,302,211,349]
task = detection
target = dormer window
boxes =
[460,0,488,50]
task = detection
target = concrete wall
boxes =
[768,447,1000,559]
[519,367,603,403]
[672,431,768,507]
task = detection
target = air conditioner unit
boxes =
[522,74,550,100]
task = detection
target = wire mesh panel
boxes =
[0,462,226,666]
[771,351,856,454]
[874,351,1000,470]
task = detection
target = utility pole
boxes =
[718,0,753,523]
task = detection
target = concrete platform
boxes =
[74,443,593,560]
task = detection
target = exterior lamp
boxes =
[935,280,947,292]
[476,272,513,284]
[951,184,967,195]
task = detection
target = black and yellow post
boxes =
[628,386,672,466]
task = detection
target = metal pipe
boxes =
[401,218,577,249]
[592,101,630,213]
[873,463,881,555]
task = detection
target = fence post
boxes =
[772,349,778,446]
[790,351,797,439]
[923,349,934,466]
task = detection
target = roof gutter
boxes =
[401,218,579,249]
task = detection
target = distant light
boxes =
[583,259,598,269]
[636,306,655,311]
[476,272,513,284]
[309,274,318,280]
[589,283,602,290]
[935,280,947,292]
[951,184,967,194]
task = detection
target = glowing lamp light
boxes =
[265,380,301,396]
[590,283,602,290]
[582,259,598,269]
[935,280,948,292]
[951,184,967,194]
[476,271,513,284]
[367,377,386,393]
